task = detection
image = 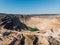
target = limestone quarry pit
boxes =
[0,14,60,45]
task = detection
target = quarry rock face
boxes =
[0,13,60,45]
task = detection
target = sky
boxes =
[0,0,60,14]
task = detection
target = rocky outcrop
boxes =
[0,15,28,31]
[0,28,60,45]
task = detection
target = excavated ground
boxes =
[0,15,60,45]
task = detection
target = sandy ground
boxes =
[26,16,60,30]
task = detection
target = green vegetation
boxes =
[28,27,39,32]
